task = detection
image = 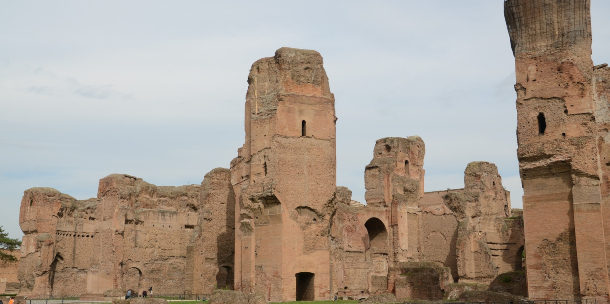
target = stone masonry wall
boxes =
[17,169,233,298]
[505,0,610,300]
[231,47,336,302]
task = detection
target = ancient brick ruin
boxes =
[505,0,610,301]
[11,47,526,301]
[0,250,20,294]
[17,170,235,298]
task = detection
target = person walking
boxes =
[143,290,147,298]
[8,297,14,304]
[148,287,153,298]
[126,289,132,299]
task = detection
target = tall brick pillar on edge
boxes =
[505,0,610,301]
[231,47,337,302]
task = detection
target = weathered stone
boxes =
[17,168,234,298]
[358,293,396,304]
[231,47,336,302]
[14,46,528,302]
[393,262,452,301]
[0,250,21,294]
[505,0,610,301]
[488,271,527,298]
[444,283,488,301]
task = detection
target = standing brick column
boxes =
[505,0,610,301]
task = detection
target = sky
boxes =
[1,1,609,240]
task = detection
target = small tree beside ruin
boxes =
[0,226,21,262]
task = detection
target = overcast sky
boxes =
[1,1,609,239]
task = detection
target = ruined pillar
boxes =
[364,137,425,292]
[231,47,337,301]
[505,0,610,300]
[364,137,425,263]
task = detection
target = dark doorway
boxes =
[296,272,315,301]
[365,218,388,250]
[302,120,307,137]
[216,266,234,290]
[516,246,525,271]
[537,113,546,135]
[49,253,64,293]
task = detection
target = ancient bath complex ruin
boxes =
[5,0,610,302]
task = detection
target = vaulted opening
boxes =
[296,272,315,301]
[217,266,234,290]
[537,112,546,135]
[365,217,388,250]
[302,120,306,137]
[49,253,64,293]
[125,267,142,292]
[516,246,525,271]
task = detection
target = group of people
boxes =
[125,287,153,299]
[0,297,15,304]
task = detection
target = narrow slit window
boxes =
[302,120,306,136]
[537,112,546,135]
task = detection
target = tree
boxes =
[0,226,21,262]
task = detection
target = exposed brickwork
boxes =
[14,47,527,301]
[17,169,234,298]
[505,0,610,301]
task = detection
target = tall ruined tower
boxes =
[505,0,610,300]
[231,47,337,302]
[364,137,426,264]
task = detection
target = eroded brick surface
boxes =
[13,47,528,301]
[505,0,610,301]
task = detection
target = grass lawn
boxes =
[271,301,358,304]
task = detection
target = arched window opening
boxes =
[365,218,388,250]
[516,246,525,271]
[384,145,391,153]
[404,160,410,174]
[296,272,315,301]
[302,120,306,137]
[217,266,234,290]
[537,113,546,135]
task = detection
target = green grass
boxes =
[271,301,358,304]
[167,301,208,304]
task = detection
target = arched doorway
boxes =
[295,272,315,301]
[516,246,525,271]
[125,267,142,292]
[216,266,234,290]
[365,218,388,250]
[49,253,64,294]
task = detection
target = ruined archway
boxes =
[365,217,388,250]
[125,267,142,292]
[516,246,525,271]
[295,272,315,301]
[49,253,64,294]
[216,266,234,290]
